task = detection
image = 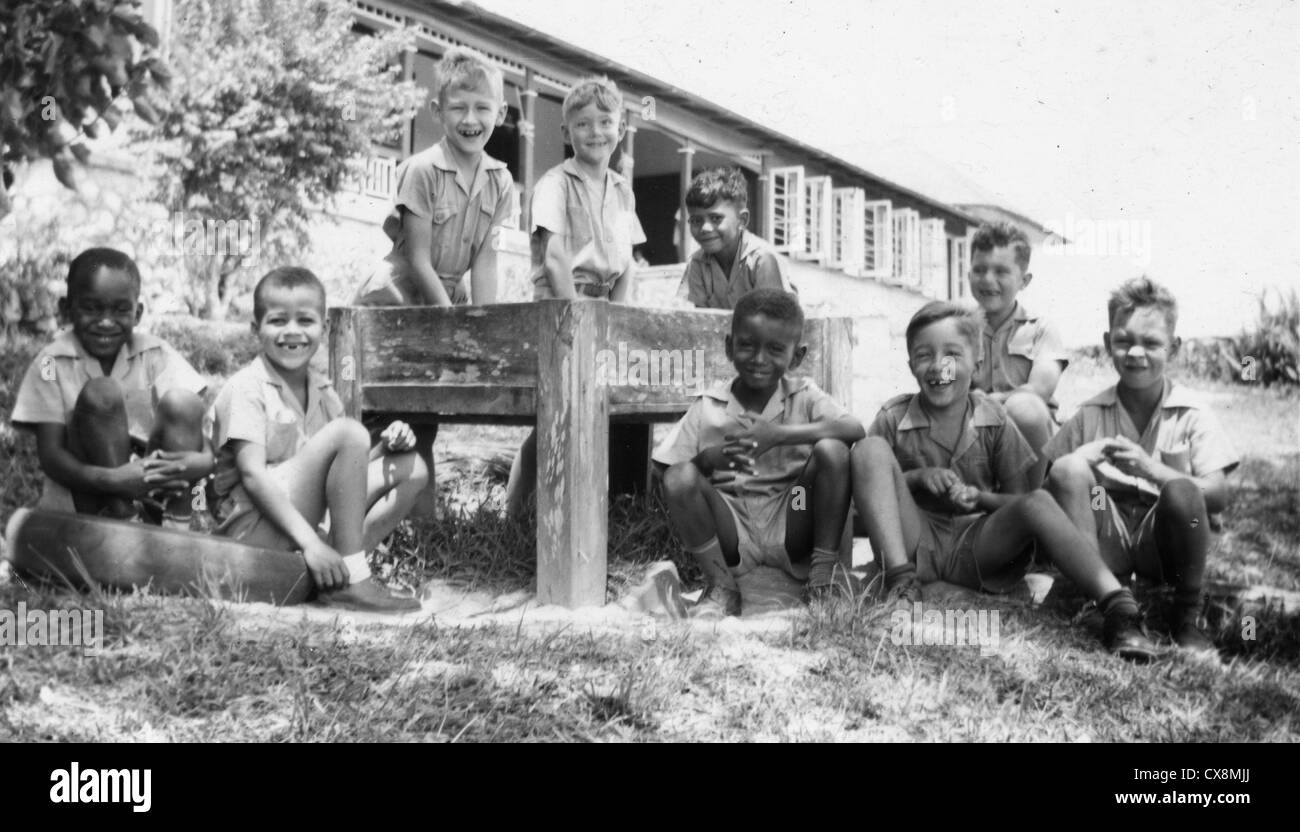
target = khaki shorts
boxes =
[915,510,1032,593]
[532,281,612,300]
[717,485,809,582]
[1096,494,1162,580]
[354,261,468,306]
[213,465,327,552]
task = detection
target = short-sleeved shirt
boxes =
[206,355,344,527]
[652,376,854,502]
[530,158,646,294]
[1043,378,1239,505]
[11,329,206,512]
[677,230,797,309]
[972,302,1069,412]
[868,390,1038,515]
[359,139,518,304]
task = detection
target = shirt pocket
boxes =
[264,407,303,465]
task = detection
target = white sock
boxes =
[342,551,371,585]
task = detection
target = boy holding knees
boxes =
[967,222,1069,488]
[503,75,647,519]
[677,167,796,309]
[209,268,423,613]
[653,289,864,616]
[11,248,211,527]
[851,301,1158,660]
[1044,277,1237,653]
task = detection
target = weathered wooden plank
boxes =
[823,316,855,408]
[535,300,609,607]
[328,306,365,420]
[362,384,535,418]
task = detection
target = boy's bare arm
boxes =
[609,261,634,303]
[752,253,786,291]
[468,228,502,305]
[404,213,455,307]
[538,229,578,300]
[33,423,186,498]
[726,416,865,461]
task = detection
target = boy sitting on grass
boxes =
[851,301,1158,660]
[653,288,864,617]
[677,167,795,309]
[967,222,1069,488]
[11,247,211,527]
[503,75,647,519]
[208,267,423,613]
[1044,277,1238,653]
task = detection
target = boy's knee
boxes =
[1004,391,1050,434]
[662,462,702,499]
[155,389,205,424]
[1046,453,1094,492]
[1018,488,1057,516]
[332,417,372,450]
[1157,478,1204,517]
[851,435,892,465]
[76,377,125,414]
[811,437,850,470]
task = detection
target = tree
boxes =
[0,0,170,220]
[147,0,423,319]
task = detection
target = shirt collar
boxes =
[897,390,1004,431]
[1081,378,1196,410]
[560,157,629,193]
[702,375,811,418]
[253,353,332,391]
[430,138,505,197]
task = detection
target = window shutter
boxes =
[831,187,864,273]
[766,166,805,254]
[921,218,946,297]
[891,208,920,287]
[863,199,892,279]
[799,176,833,261]
[948,234,971,300]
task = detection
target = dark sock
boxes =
[686,537,738,591]
[808,547,840,586]
[1100,587,1140,619]
[885,562,917,590]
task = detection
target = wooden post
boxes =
[535,300,609,607]
[822,317,854,410]
[756,154,769,238]
[520,69,537,232]
[329,307,364,421]
[401,43,414,157]
[677,143,695,261]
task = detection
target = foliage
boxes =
[0,0,170,218]
[142,0,424,318]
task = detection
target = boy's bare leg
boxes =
[503,428,537,521]
[146,389,207,522]
[363,450,429,551]
[1005,391,1052,489]
[1044,453,1116,566]
[977,490,1156,660]
[850,436,925,600]
[786,439,852,593]
[662,461,742,615]
[1152,479,1213,649]
[67,378,134,518]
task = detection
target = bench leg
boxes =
[535,302,608,608]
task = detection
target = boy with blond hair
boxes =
[1045,277,1237,653]
[678,167,795,309]
[503,75,647,518]
[210,267,424,613]
[851,301,1158,660]
[11,248,211,527]
[967,222,1069,488]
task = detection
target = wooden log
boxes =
[4,508,313,605]
[535,300,608,607]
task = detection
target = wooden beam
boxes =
[677,143,695,261]
[520,69,537,231]
[535,300,608,607]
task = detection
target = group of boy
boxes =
[11,46,1237,658]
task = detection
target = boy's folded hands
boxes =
[1100,436,1159,480]
[725,418,781,459]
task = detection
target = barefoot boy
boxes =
[851,301,1157,660]
[209,268,424,613]
[503,75,647,518]
[1044,277,1237,652]
[967,222,1068,488]
[11,248,211,526]
[653,289,863,616]
[677,167,795,309]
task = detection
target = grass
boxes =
[2,325,1298,742]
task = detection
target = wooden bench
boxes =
[328,300,853,609]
